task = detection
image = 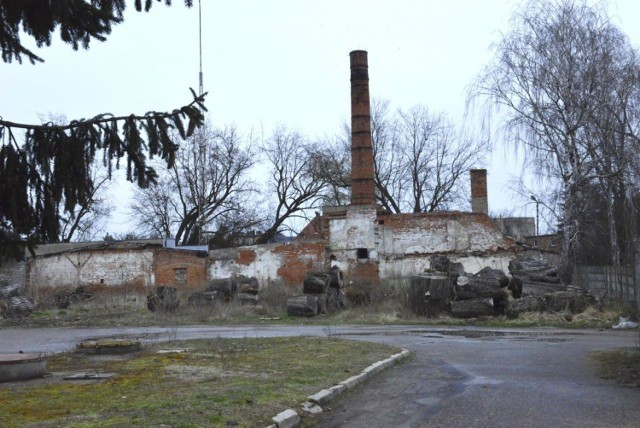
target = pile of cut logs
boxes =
[0,280,34,319]
[410,255,516,319]
[287,267,346,317]
[410,255,596,319]
[185,275,260,308]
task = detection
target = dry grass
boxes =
[0,337,402,427]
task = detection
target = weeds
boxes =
[0,337,401,427]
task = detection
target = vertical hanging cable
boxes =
[198,0,204,97]
[198,0,206,245]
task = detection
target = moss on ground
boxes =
[0,337,400,427]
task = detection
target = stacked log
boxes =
[287,295,319,317]
[419,255,518,319]
[204,275,261,305]
[287,269,346,317]
[408,275,453,316]
[237,275,259,295]
[511,295,543,313]
[303,272,330,295]
[188,291,220,306]
[235,275,260,305]
[453,267,513,318]
[208,278,236,301]
[450,298,495,319]
[508,257,564,296]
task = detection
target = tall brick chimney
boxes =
[470,169,488,214]
[350,50,376,206]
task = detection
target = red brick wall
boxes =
[237,249,257,265]
[154,249,207,290]
[347,260,380,285]
[273,241,327,286]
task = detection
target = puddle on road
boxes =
[334,329,582,343]
[403,329,580,342]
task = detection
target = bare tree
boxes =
[308,132,351,207]
[59,170,112,242]
[370,99,406,213]
[370,100,485,213]
[130,122,257,245]
[37,114,113,242]
[257,126,326,244]
[310,99,484,213]
[469,0,640,279]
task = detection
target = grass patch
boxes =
[0,337,400,427]
[589,347,640,388]
[3,302,623,329]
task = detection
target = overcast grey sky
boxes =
[2,0,639,235]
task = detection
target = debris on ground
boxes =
[612,316,639,330]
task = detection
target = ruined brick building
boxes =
[207,51,517,289]
[12,50,525,297]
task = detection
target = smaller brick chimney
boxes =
[470,169,488,215]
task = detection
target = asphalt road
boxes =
[1,325,638,427]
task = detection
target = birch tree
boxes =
[470,0,640,279]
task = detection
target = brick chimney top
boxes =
[470,169,488,215]
[350,50,376,206]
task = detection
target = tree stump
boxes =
[409,275,452,316]
[287,295,319,317]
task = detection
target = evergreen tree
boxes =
[1,0,193,64]
[0,0,204,261]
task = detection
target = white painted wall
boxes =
[208,246,283,286]
[329,206,377,251]
[28,250,155,290]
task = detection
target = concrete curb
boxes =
[267,348,410,427]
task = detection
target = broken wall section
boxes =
[208,240,327,288]
[27,249,156,296]
[327,209,517,283]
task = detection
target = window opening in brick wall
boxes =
[174,268,187,285]
[356,248,369,259]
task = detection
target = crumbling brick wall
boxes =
[154,249,207,290]
[27,249,155,296]
[209,241,327,288]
